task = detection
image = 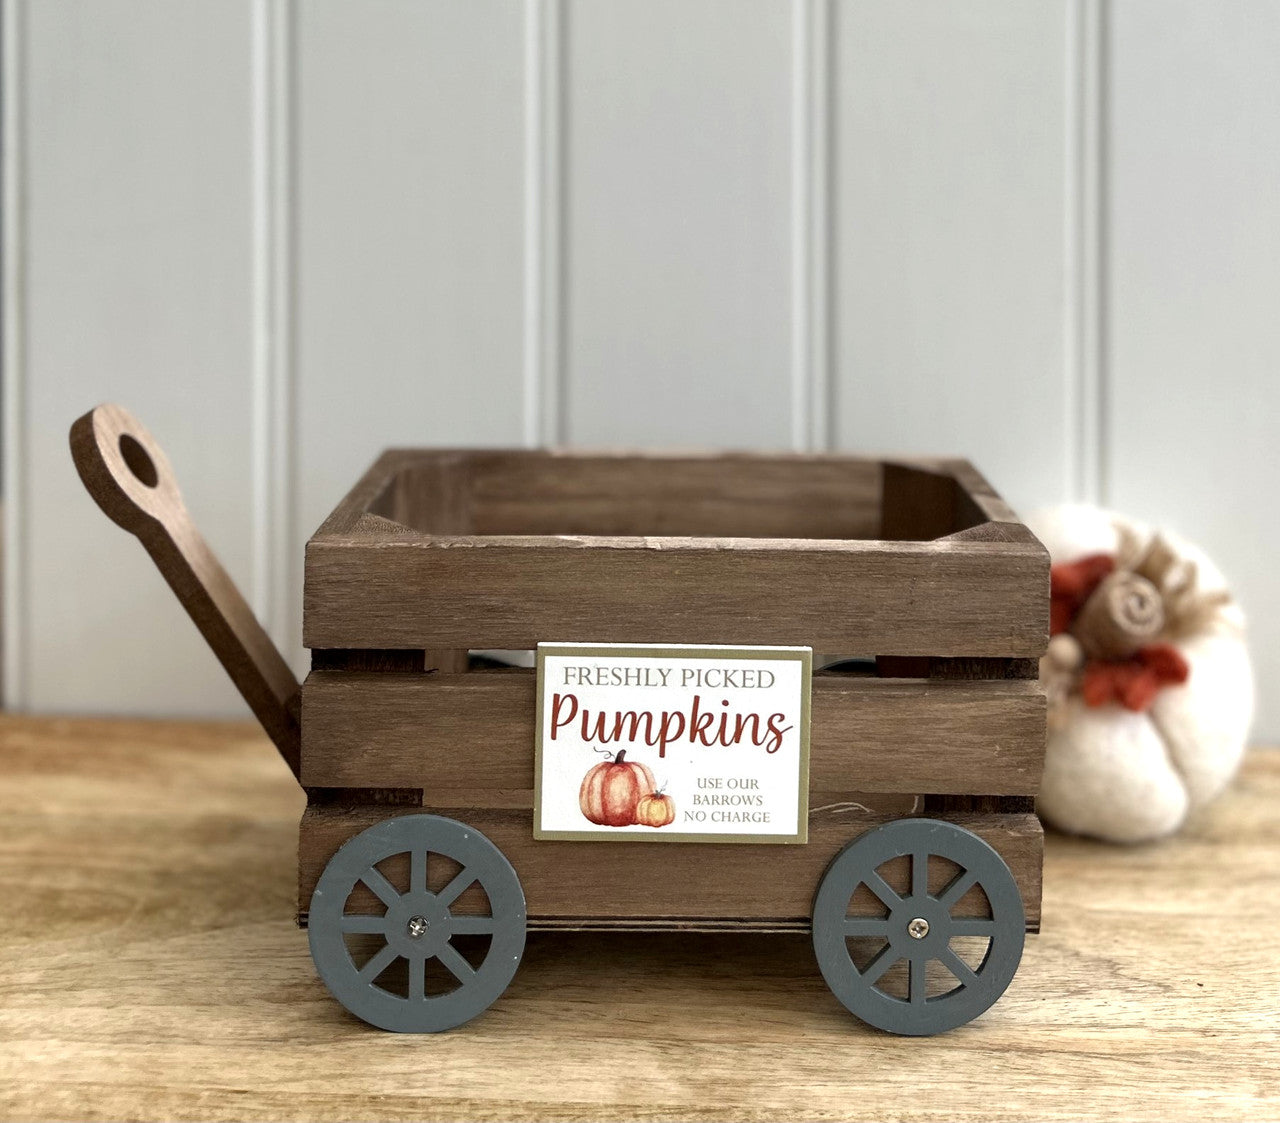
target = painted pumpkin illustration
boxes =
[634,791,676,828]
[579,750,656,827]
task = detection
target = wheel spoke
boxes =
[339,914,389,934]
[448,915,498,935]
[360,867,402,908]
[435,941,478,983]
[939,945,979,988]
[843,916,892,938]
[948,918,997,938]
[858,943,899,987]
[936,868,978,910]
[436,867,478,909]
[861,869,904,910]
[407,954,426,1001]
[410,849,428,896]
[911,850,928,898]
[358,942,399,982]
[909,955,927,1005]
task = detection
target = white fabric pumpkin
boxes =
[1025,505,1253,843]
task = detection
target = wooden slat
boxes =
[303,535,1047,654]
[297,806,1042,929]
[880,463,965,541]
[339,449,884,540]
[306,451,1047,655]
[465,452,883,540]
[299,670,1045,795]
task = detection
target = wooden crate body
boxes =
[299,451,1049,932]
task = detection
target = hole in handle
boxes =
[119,434,159,488]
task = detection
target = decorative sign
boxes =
[534,643,812,844]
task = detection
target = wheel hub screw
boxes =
[406,915,430,939]
[907,917,930,940]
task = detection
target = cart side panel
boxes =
[464,453,884,540]
[297,807,1043,930]
[299,670,1046,796]
[327,450,888,541]
[303,537,1048,656]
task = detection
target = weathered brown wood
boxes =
[369,452,473,535]
[464,452,884,539]
[880,463,965,541]
[875,655,933,677]
[299,669,1046,795]
[297,804,1043,929]
[304,536,1048,655]
[354,449,885,540]
[424,649,470,673]
[69,404,302,781]
[305,450,1048,655]
[939,458,1027,527]
[877,655,1040,680]
[311,648,425,672]
[7,713,1276,1123]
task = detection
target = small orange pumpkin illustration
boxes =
[634,790,676,828]
[579,750,656,827]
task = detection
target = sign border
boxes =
[533,642,812,844]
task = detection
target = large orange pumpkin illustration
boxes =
[579,750,655,827]
[634,791,676,828]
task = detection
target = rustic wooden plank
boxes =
[327,448,885,540]
[303,535,1048,655]
[463,451,883,540]
[7,712,1276,1122]
[371,453,474,535]
[310,648,425,672]
[296,805,1042,929]
[306,450,1046,654]
[299,670,1045,795]
[880,463,964,541]
[312,448,418,538]
[70,405,303,780]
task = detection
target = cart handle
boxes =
[70,404,301,782]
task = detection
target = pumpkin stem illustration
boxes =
[615,749,627,763]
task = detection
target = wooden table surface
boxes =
[0,715,1276,1122]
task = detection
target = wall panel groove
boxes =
[790,0,833,453]
[523,0,565,447]
[4,2,1275,738]
[1064,0,1105,505]
[2,0,28,708]
[251,0,299,667]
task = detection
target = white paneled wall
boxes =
[5,0,1278,739]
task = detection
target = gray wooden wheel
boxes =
[812,818,1025,1036]
[308,814,526,1033]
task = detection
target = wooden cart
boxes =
[71,404,1048,1037]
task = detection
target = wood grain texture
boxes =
[304,450,1049,656]
[463,451,884,539]
[304,535,1047,655]
[295,803,1042,929]
[337,449,885,539]
[299,669,1045,796]
[2,715,1275,1122]
[69,405,301,779]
